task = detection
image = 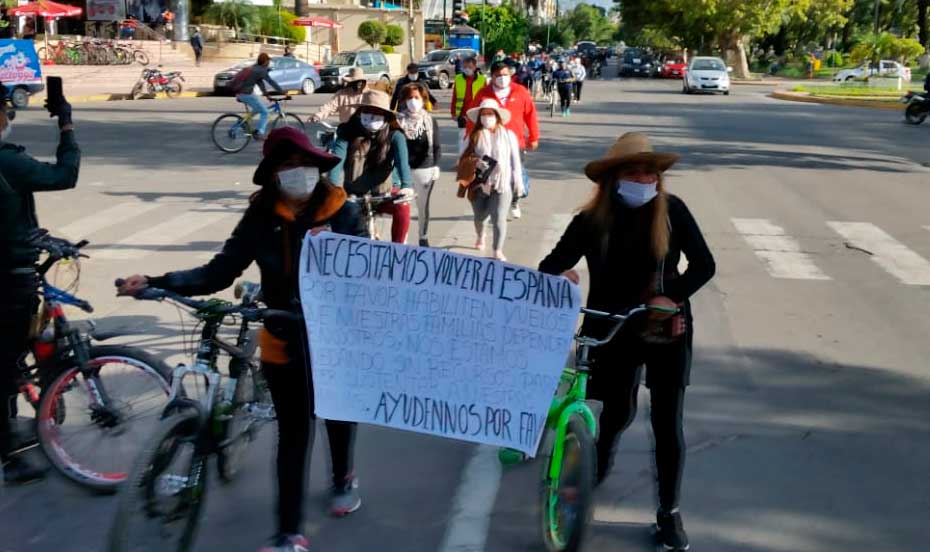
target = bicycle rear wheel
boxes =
[108,410,208,552]
[540,415,595,552]
[133,50,149,66]
[271,113,305,132]
[37,345,172,494]
[211,113,251,153]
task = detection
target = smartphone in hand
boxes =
[46,76,64,114]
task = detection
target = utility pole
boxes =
[409,0,416,63]
[481,0,485,59]
[873,0,881,34]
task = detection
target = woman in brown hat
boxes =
[329,89,414,243]
[116,127,367,552]
[539,132,715,552]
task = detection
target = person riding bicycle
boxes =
[329,89,414,244]
[233,53,285,140]
[117,127,366,552]
[310,67,368,125]
[0,83,78,485]
[539,133,715,552]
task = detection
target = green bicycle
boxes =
[501,304,678,552]
[211,95,305,153]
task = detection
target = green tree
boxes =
[562,3,616,44]
[358,20,387,48]
[204,0,260,36]
[384,23,405,47]
[466,3,529,55]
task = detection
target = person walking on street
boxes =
[460,99,524,261]
[0,85,78,485]
[283,45,294,58]
[310,68,367,124]
[451,56,486,154]
[571,58,587,103]
[234,53,285,140]
[553,61,575,117]
[539,132,715,552]
[470,62,540,220]
[189,27,204,67]
[117,128,367,552]
[390,63,437,111]
[396,83,441,247]
[329,89,414,244]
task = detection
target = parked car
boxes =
[833,60,912,82]
[213,56,322,95]
[682,57,731,95]
[658,58,687,79]
[417,48,478,89]
[619,48,655,77]
[317,49,391,91]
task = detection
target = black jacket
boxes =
[389,76,438,111]
[403,116,441,170]
[539,193,715,335]
[147,183,366,312]
[0,130,81,269]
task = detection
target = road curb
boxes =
[770,90,903,110]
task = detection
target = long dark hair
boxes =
[464,110,502,154]
[581,174,670,261]
[348,109,401,168]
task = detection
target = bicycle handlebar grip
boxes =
[114,278,126,288]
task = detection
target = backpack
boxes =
[229,66,254,95]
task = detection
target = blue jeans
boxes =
[237,94,269,136]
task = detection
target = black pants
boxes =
[0,271,39,458]
[193,48,202,65]
[557,84,572,111]
[589,331,691,512]
[573,81,584,101]
[263,348,356,535]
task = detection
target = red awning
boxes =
[8,0,83,18]
[291,16,343,29]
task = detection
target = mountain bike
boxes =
[16,230,173,493]
[346,190,416,241]
[499,304,679,552]
[211,95,305,153]
[108,281,285,552]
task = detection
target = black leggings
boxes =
[0,272,39,458]
[573,81,583,101]
[557,84,572,110]
[589,335,690,512]
[263,351,357,535]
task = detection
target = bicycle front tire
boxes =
[212,113,251,153]
[540,415,596,552]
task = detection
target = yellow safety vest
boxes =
[453,73,487,116]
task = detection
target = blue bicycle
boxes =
[210,95,305,153]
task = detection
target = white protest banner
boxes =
[298,232,581,456]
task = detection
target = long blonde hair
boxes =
[581,174,669,261]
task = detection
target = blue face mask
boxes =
[616,180,658,207]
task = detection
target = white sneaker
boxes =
[510,205,522,219]
[493,250,507,262]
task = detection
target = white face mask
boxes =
[616,179,658,208]
[408,73,418,81]
[480,115,497,129]
[360,112,386,132]
[277,166,320,199]
[463,68,474,77]
[494,75,511,89]
[406,98,424,113]
[0,120,10,141]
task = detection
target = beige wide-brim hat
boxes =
[465,98,511,125]
[344,67,366,83]
[584,132,679,183]
[350,89,395,119]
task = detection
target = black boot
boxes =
[656,509,689,551]
[2,453,48,485]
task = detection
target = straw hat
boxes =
[343,67,366,83]
[465,98,511,125]
[351,89,395,119]
[583,132,679,183]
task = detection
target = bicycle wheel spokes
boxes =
[211,113,251,153]
[38,357,170,492]
[541,417,595,552]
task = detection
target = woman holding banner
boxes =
[538,132,715,552]
[116,127,368,552]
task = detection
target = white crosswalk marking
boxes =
[828,222,930,285]
[94,211,239,260]
[732,218,830,280]
[57,202,162,240]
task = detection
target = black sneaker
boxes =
[656,509,689,550]
[2,454,48,485]
[419,238,430,247]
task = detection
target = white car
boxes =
[833,60,912,82]
[682,57,732,95]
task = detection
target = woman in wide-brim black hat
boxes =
[539,131,716,552]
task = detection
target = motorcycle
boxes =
[901,91,929,125]
[130,67,184,100]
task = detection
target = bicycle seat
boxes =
[267,94,291,101]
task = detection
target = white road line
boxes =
[94,211,238,260]
[57,202,162,240]
[732,218,830,280]
[828,222,930,285]
[438,446,503,552]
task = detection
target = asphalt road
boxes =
[2,72,930,552]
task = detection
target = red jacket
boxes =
[468,82,540,149]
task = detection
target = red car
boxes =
[659,59,687,79]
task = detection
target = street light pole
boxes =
[409,0,416,63]
[481,0,485,59]
[873,0,881,34]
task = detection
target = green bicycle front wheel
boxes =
[540,415,596,552]
[212,113,252,153]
